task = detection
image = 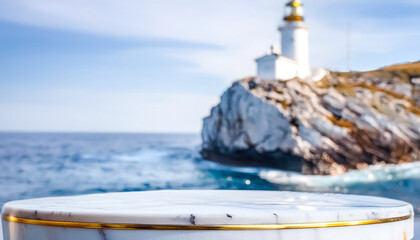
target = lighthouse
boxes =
[256,0,311,81]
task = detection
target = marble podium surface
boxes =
[1,190,415,240]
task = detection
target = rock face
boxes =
[201,62,420,175]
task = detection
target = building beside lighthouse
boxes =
[256,0,311,81]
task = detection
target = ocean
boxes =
[1,132,420,216]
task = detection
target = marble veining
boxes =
[1,191,415,240]
[1,190,413,225]
[2,217,414,240]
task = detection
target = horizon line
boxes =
[0,131,200,135]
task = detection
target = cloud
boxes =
[0,0,418,132]
[0,0,278,43]
[0,0,418,78]
[0,0,282,80]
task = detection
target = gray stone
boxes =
[201,66,420,175]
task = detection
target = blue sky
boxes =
[0,0,419,133]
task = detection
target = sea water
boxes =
[0,133,419,216]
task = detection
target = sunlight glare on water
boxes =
[0,133,419,217]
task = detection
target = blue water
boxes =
[0,133,419,215]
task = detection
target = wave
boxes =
[259,161,420,191]
[1,132,419,215]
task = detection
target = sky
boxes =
[0,0,419,133]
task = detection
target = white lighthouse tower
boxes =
[256,0,311,81]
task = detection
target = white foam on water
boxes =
[259,161,420,190]
[111,149,170,162]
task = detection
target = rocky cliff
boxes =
[201,62,420,175]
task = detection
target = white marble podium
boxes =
[1,190,415,240]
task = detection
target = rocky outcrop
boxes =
[201,62,420,175]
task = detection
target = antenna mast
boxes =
[346,23,351,71]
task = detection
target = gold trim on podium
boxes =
[2,214,413,231]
